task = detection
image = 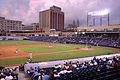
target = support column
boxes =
[108,13,109,26]
[87,13,89,26]
[93,16,95,26]
[100,16,102,26]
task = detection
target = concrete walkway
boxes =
[18,71,31,80]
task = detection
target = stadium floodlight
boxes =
[82,32,85,35]
[100,9,109,15]
[75,32,77,35]
[87,9,110,26]
[88,9,110,16]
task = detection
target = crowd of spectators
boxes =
[25,56,120,80]
[0,36,22,40]
[28,36,120,48]
[0,66,19,80]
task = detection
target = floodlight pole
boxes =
[82,32,88,48]
[87,13,89,26]
[100,16,102,26]
[93,16,95,26]
[85,36,88,48]
[108,13,110,26]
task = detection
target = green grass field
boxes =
[18,44,85,53]
[0,40,118,66]
[0,40,39,46]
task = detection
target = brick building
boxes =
[39,5,64,32]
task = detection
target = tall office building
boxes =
[0,17,6,30]
[39,5,64,32]
[0,17,22,31]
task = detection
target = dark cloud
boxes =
[0,0,120,25]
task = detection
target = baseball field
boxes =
[0,40,119,66]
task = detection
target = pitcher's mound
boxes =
[80,48,94,50]
[48,46,53,48]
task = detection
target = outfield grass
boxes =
[0,40,40,46]
[18,44,117,62]
[18,43,117,54]
[18,44,85,53]
[0,40,118,66]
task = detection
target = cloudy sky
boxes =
[0,0,120,26]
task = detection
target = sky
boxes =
[0,0,120,26]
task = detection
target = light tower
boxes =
[87,9,110,26]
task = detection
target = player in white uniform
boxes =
[16,49,18,54]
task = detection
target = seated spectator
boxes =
[25,55,120,80]
[0,76,5,80]
[43,73,49,80]
[93,56,97,61]
[5,74,13,80]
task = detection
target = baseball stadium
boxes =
[0,3,120,80]
[0,25,120,80]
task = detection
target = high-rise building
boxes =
[0,17,22,31]
[39,5,64,32]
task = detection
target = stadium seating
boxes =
[0,36,24,40]
[0,66,19,80]
[28,36,120,48]
[23,56,120,80]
